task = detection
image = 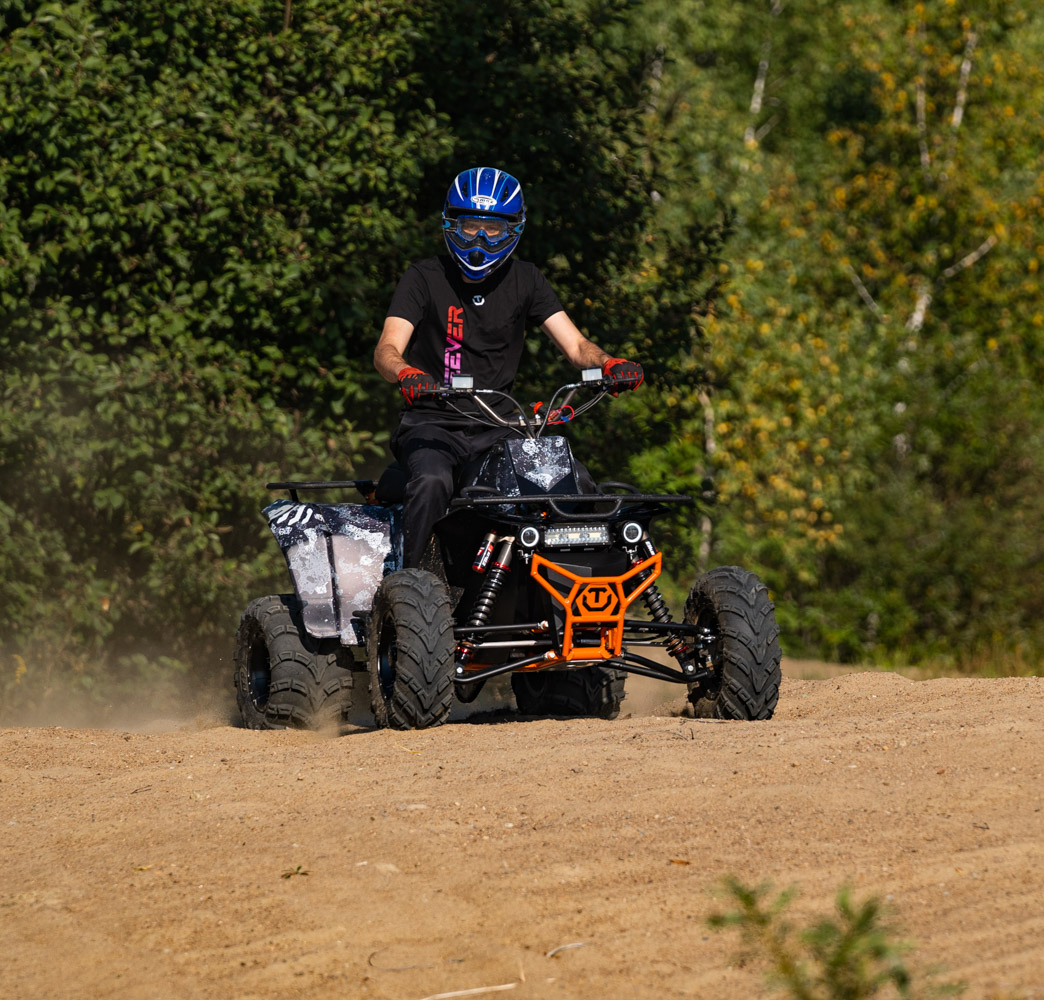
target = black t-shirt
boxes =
[386,255,563,414]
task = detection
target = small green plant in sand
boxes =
[708,877,964,999]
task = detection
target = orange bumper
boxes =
[529,550,661,664]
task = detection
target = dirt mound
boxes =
[2,670,1042,999]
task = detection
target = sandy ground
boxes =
[2,663,1043,1000]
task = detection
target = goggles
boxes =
[444,214,518,248]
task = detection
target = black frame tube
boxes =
[621,619,708,637]
[454,621,549,638]
[267,480,375,502]
[452,650,713,687]
[448,493,692,521]
[454,652,550,684]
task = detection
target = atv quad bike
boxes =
[233,370,781,730]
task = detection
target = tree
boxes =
[0,0,729,712]
[809,0,1044,660]
[0,1,450,710]
[623,0,1044,661]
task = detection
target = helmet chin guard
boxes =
[442,167,525,280]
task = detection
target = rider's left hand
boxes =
[602,357,644,394]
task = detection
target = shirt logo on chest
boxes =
[445,305,464,382]
[472,294,485,307]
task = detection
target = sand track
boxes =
[2,670,1042,999]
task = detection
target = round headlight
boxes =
[519,526,541,548]
[620,521,644,545]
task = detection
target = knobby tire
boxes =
[233,594,353,730]
[684,566,781,721]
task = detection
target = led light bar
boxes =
[542,524,610,549]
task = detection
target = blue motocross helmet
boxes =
[442,167,526,280]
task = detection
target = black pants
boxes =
[391,411,511,569]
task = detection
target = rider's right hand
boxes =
[397,366,438,405]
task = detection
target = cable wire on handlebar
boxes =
[418,378,609,439]
[540,382,606,430]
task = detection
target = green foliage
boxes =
[0,0,450,712]
[0,0,726,714]
[1,0,1041,709]
[1,1,448,346]
[708,877,964,999]
[627,0,1044,663]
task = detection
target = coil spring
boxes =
[468,566,510,627]
[457,541,513,669]
[642,583,672,624]
[638,566,693,664]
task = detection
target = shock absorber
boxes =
[631,537,699,678]
[455,537,514,673]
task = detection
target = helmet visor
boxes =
[445,214,516,248]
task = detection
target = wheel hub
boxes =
[376,619,398,699]
[248,642,271,708]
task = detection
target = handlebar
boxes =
[417,368,611,439]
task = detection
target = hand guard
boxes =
[601,357,644,394]
[397,366,439,405]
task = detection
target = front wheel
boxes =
[684,566,781,720]
[511,666,625,720]
[367,569,456,730]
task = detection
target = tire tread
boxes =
[684,567,781,721]
[368,570,455,730]
[512,666,626,720]
[233,594,353,730]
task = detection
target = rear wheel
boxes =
[684,566,781,720]
[511,666,625,720]
[367,569,455,730]
[233,594,353,730]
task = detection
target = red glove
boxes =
[602,357,644,394]
[397,366,438,405]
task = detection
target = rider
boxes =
[374,166,644,568]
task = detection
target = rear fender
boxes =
[264,500,402,644]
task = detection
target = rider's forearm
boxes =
[542,311,611,370]
[374,341,409,382]
[374,315,417,382]
[568,337,611,371]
